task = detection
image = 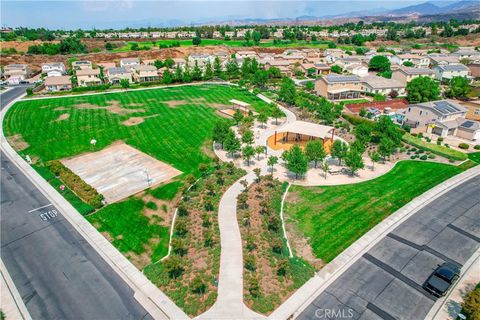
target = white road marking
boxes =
[28,204,52,213]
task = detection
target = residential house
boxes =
[390,54,430,68]
[360,75,406,96]
[434,64,471,82]
[172,58,187,69]
[119,58,140,70]
[427,54,460,67]
[71,60,92,70]
[97,62,116,69]
[391,67,435,85]
[4,64,32,84]
[315,74,363,101]
[131,65,159,82]
[236,51,258,60]
[41,62,66,77]
[403,100,480,140]
[454,49,479,60]
[142,59,156,66]
[336,57,362,70]
[299,63,330,77]
[76,68,102,86]
[44,76,72,92]
[106,67,132,84]
[264,60,293,76]
[461,102,480,121]
[345,64,369,77]
[467,63,480,78]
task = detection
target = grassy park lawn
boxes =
[3,83,269,272]
[285,161,465,263]
[468,151,480,164]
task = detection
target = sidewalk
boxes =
[269,165,480,320]
[0,260,32,320]
[1,94,189,320]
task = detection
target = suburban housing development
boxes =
[1,1,479,320]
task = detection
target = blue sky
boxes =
[1,0,452,29]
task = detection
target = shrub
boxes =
[459,143,470,150]
[172,238,188,256]
[247,275,260,297]
[428,154,436,159]
[410,155,417,159]
[47,160,103,208]
[163,256,184,278]
[204,230,213,247]
[145,201,157,210]
[437,137,444,142]
[177,205,189,217]
[461,284,480,320]
[245,254,256,271]
[271,237,283,254]
[402,134,467,161]
[474,145,480,150]
[191,275,207,294]
[420,155,428,160]
[277,259,288,276]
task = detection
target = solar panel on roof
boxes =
[462,121,474,128]
[433,101,460,115]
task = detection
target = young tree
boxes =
[233,109,244,125]
[305,81,314,91]
[257,111,268,128]
[285,145,308,179]
[378,137,395,161]
[368,55,391,72]
[252,146,263,160]
[331,140,348,166]
[224,129,241,157]
[204,61,213,80]
[192,36,202,46]
[305,140,326,168]
[242,129,254,145]
[192,61,202,81]
[267,155,278,174]
[153,59,164,69]
[253,168,261,182]
[212,121,230,148]
[278,77,296,105]
[242,145,255,165]
[271,104,283,125]
[163,256,184,278]
[345,149,365,176]
[354,123,372,147]
[162,69,173,84]
[406,76,441,103]
[253,69,269,88]
[369,151,380,171]
[120,78,130,90]
[320,160,330,179]
[446,76,471,99]
[330,65,342,74]
[213,56,223,77]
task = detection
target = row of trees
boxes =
[27,37,87,55]
[406,75,471,103]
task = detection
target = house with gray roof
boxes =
[434,64,471,82]
[315,74,363,101]
[105,67,132,84]
[392,66,435,85]
[360,75,406,96]
[402,100,480,140]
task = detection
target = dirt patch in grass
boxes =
[285,191,301,204]
[122,114,160,126]
[287,224,324,269]
[75,100,145,115]
[53,106,68,111]
[142,195,172,228]
[164,100,189,108]
[201,139,217,160]
[207,102,230,109]
[123,117,145,126]
[54,113,70,122]
[7,134,29,151]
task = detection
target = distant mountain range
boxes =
[190,0,480,27]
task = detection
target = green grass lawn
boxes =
[4,84,269,175]
[285,161,464,263]
[109,39,352,52]
[86,198,169,262]
[468,151,480,164]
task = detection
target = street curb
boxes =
[1,93,190,320]
[268,165,480,320]
[0,259,32,320]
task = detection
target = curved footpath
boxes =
[198,98,296,319]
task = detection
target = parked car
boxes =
[424,262,460,297]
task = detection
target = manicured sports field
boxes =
[3,83,270,267]
[285,161,466,263]
[4,84,269,175]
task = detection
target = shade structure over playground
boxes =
[275,120,334,138]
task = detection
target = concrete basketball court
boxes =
[62,142,182,203]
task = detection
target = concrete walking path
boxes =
[0,260,32,320]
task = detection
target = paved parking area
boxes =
[297,175,480,320]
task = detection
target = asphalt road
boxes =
[1,88,153,319]
[297,175,480,320]
[0,85,30,110]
